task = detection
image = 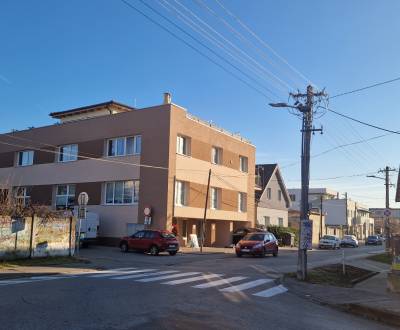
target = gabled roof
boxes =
[255,163,291,206]
[49,100,135,119]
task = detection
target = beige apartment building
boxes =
[0,94,255,247]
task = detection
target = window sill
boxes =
[176,152,191,158]
[104,202,138,206]
[106,154,141,158]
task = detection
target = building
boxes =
[255,164,290,227]
[370,208,400,235]
[0,94,255,247]
[288,188,374,240]
[288,209,325,246]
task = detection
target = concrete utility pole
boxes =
[200,169,212,253]
[367,166,396,251]
[270,85,327,280]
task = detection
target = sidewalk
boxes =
[283,259,400,327]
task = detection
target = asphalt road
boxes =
[0,245,392,330]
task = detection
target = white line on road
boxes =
[136,272,201,283]
[219,279,273,293]
[253,285,288,298]
[193,277,247,289]
[87,269,144,278]
[162,273,223,285]
[111,270,177,280]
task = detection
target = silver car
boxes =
[340,235,359,248]
[318,235,341,249]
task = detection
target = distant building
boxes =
[370,208,400,235]
[255,164,290,227]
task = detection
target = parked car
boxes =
[232,227,262,245]
[340,235,359,248]
[119,230,179,256]
[235,232,278,257]
[366,235,383,246]
[318,235,341,249]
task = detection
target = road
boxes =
[0,245,392,330]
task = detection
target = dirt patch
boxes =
[287,264,378,287]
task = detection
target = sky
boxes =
[1,0,399,208]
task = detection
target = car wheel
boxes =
[120,242,128,253]
[149,245,159,256]
[236,252,242,257]
[169,251,177,256]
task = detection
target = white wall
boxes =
[257,207,288,227]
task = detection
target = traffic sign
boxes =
[78,192,89,206]
[384,209,391,217]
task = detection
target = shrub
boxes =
[267,225,298,246]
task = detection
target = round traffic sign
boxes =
[384,209,391,217]
[78,192,89,206]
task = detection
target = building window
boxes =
[175,180,188,206]
[290,194,296,202]
[238,192,247,212]
[264,216,270,226]
[55,184,76,210]
[210,187,220,209]
[0,189,8,204]
[14,187,31,206]
[176,135,190,156]
[278,217,284,227]
[211,147,222,165]
[58,144,78,162]
[17,150,34,166]
[107,136,141,157]
[105,180,139,205]
[267,188,272,200]
[239,156,248,172]
[278,190,282,201]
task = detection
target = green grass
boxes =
[0,256,88,269]
[366,253,392,265]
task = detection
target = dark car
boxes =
[366,235,383,246]
[235,232,278,257]
[119,230,179,256]
[232,227,263,245]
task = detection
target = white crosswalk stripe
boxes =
[253,285,288,298]
[219,279,273,293]
[86,268,139,278]
[193,276,247,289]
[163,273,223,285]
[111,270,177,280]
[135,272,201,283]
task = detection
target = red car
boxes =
[119,230,179,256]
[235,232,278,257]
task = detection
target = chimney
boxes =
[163,92,172,104]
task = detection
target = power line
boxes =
[323,106,400,135]
[120,0,275,100]
[330,76,400,99]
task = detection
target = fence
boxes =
[0,216,76,260]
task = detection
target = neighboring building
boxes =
[255,164,290,227]
[0,94,255,247]
[370,208,400,235]
[288,209,325,246]
[288,188,374,240]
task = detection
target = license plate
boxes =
[169,245,175,248]
[242,248,250,252]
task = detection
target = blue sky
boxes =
[1,0,399,207]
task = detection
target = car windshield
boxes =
[322,235,336,240]
[368,236,378,239]
[160,232,175,238]
[343,235,353,239]
[243,233,265,241]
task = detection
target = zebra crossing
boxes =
[0,267,288,299]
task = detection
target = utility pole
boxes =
[319,195,323,239]
[200,169,212,253]
[270,85,327,280]
[367,166,396,251]
[344,192,348,235]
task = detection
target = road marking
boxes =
[136,272,201,283]
[87,269,143,278]
[193,276,247,289]
[163,273,223,285]
[253,285,288,298]
[111,270,177,280]
[0,279,37,285]
[29,276,69,281]
[219,279,273,293]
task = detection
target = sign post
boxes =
[76,192,89,255]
